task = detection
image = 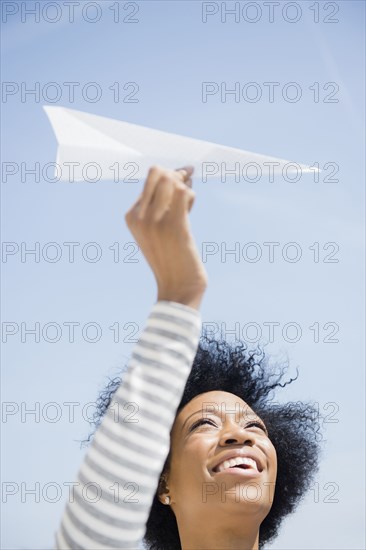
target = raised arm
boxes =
[54,166,208,549]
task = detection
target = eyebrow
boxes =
[181,409,268,434]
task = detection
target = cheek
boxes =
[170,441,210,484]
[261,437,276,454]
[260,438,277,464]
[170,447,196,479]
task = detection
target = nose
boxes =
[219,420,256,446]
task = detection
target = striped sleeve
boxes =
[54,300,202,550]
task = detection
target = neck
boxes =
[179,522,260,550]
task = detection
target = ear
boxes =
[157,472,170,505]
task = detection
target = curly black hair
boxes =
[85,333,324,549]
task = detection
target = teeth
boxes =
[217,456,258,473]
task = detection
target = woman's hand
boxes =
[124,165,208,309]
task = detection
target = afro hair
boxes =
[85,332,324,549]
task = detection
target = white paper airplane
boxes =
[43,106,317,182]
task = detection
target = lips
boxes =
[211,449,264,474]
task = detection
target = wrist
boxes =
[157,288,206,311]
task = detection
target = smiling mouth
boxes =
[214,465,261,474]
[213,457,262,474]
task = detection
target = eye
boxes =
[190,418,217,431]
[247,421,268,433]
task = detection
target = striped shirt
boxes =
[54,300,202,549]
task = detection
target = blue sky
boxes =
[1,1,365,548]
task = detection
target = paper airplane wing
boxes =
[44,106,316,182]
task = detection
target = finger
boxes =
[187,188,195,211]
[138,166,164,219]
[175,165,194,184]
[150,177,175,222]
[168,185,196,219]
[151,169,193,220]
[126,191,143,219]
[134,192,143,205]
[176,165,194,178]
[139,166,193,220]
[184,177,193,189]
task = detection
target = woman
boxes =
[55,165,322,550]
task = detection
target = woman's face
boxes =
[161,391,277,529]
